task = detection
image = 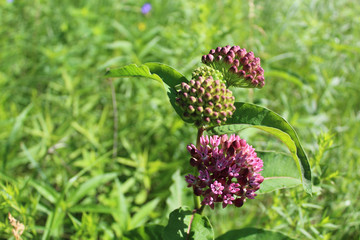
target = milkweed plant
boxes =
[106,45,312,239]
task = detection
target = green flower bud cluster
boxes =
[202,45,265,88]
[176,76,236,127]
[192,66,224,84]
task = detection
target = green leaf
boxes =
[257,151,301,194]
[166,170,192,215]
[29,180,59,204]
[129,198,160,230]
[68,204,113,214]
[163,207,214,240]
[105,63,193,123]
[123,225,165,240]
[265,70,303,87]
[3,103,33,169]
[67,172,118,206]
[105,63,162,82]
[113,178,130,233]
[216,228,294,240]
[206,102,311,194]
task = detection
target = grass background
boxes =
[1,0,359,239]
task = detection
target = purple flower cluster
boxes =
[175,76,236,127]
[185,134,264,209]
[201,45,265,88]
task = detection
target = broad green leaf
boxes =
[123,225,165,240]
[67,172,118,206]
[105,63,162,83]
[206,102,311,194]
[163,207,214,240]
[143,62,188,89]
[257,151,301,194]
[129,198,160,230]
[166,170,192,215]
[216,228,293,240]
[105,63,192,123]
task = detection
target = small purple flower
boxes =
[7,0,14,3]
[223,194,235,208]
[211,181,224,195]
[185,174,197,187]
[228,183,240,193]
[202,195,215,209]
[141,3,152,15]
[199,170,210,183]
[228,164,240,177]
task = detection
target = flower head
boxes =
[185,134,264,209]
[175,76,236,127]
[201,45,265,88]
[141,3,152,15]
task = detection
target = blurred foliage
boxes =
[0,0,359,239]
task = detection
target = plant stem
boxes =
[109,78,119,158]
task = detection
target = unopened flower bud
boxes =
[224,55,233,64]
[204,117,211,123]
[206,54,214,62]
[229,65,238,73]
[233,59,240,67]
[195,81,201,89]
[221,47,228,55]
[189,96,197,103]
[245,52,255,61]
[188,105,195,113]
[197,87,205,95]
[240,57,249,65]
[204,107,213,116]
[213,95,220,102]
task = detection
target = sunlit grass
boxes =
[1,0,359,239]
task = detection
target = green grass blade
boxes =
[216,228,294,240]
[123,225,165,240]
[3,104,33,170]
[68,204,113,214]
[67,172,118,206]
[113,178,130,233]
[129,198,160,230]
[29,180,59,204]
